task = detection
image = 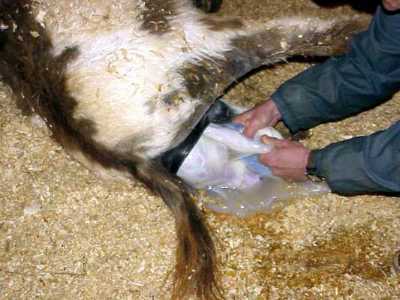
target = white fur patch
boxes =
[35,0,243,157]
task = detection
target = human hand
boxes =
[233,99,282,138]
[259,136,310,182]
[383,0,400,11]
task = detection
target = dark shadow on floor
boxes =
[313,0,380,13]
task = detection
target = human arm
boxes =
[235,6,400,137]
[308,121,400,195]
[260,122,400,195]
[236,6,400,194]
[272,6,400,133]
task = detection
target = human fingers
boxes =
[235,100,282,138]
[260,135,286,147]
[233,110,259,138]
[242,120,263,138]
[259,137,310,171]
[258,145,281,168]
[260,154,308,181]
[232,109,252,125]
[259,152,275,168]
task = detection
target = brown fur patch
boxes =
[138,0,176,34]
[231,18,369,60]
[178,46,261,103]
[230,31,283,63]
[0,1,221,299]
[179,17,368,112]
[200,16,244,31]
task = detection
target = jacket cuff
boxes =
[306,150,321,177]
[271,89,303,134]
[309,138,386,195]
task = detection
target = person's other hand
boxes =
[259,136,310,182]
[383,0,400,11]
[233,99,282,138]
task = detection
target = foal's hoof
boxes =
[194,0,222,13]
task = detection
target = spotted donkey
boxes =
[0,0,367,298]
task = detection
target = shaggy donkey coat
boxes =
[0,0,367,298]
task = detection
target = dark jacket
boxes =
[271,6,400,195]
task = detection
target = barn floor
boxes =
[1,0,400,299]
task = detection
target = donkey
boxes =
[0,0,367,298]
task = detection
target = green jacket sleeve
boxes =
[270,6,400,195]
[271,6,400,133]
[310,122,400,195]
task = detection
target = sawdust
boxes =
[1,0,400,299]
